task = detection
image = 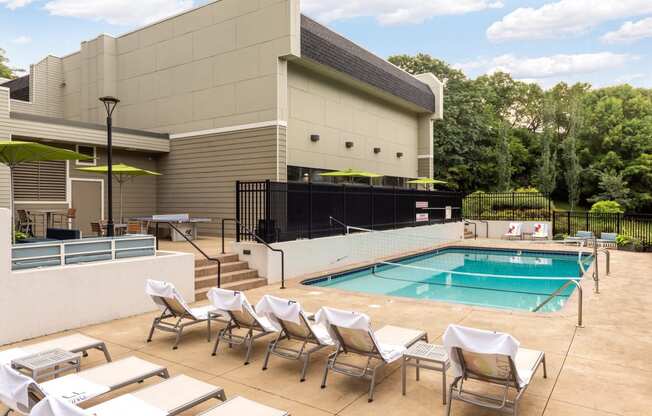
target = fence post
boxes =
[265,179,271,241]
[585,211,589,231]
[235,180,241,242]
[552,211,556,237]
[617,214,621,234]
[370,185,374,230]
[393,186,397,229]
[512,193,516,221]
[308,181,313,239]
[548,195,551,220]
[567,211,571,235]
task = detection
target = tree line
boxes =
[390,54,652,213]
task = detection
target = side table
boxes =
[401,341,450,405]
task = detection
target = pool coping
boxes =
[295,239,600,320]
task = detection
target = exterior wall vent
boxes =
[396,152,404,158]
[373,147,381,154]
[345,141,354,148]
[310,134,320,142]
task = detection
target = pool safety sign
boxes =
[415,201,428,208]
[445,206,452,220]
[416,213,429,222]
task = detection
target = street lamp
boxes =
[99,96,120,237]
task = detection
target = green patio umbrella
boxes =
[406,178,448,185]
[77,163,161,223]
[319,168,383,184]
[0,140,92,242]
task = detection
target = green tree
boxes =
[563,136,581,210]
[495,123,511,191]
[0,48,15,79]
[589,170,631,208]
[535,133,557,195]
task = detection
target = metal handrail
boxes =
[479,220,489,238]
[533,279,583,327]
[329,216,348,234]
[597,247,611,276]
[463,219,477,239]
[166,222,222,288]
[221,218,285,289]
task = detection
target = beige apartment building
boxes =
[0,0,443,236]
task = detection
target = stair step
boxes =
[195,269,259,289]
[194,253,239,267]
[194,261,248,277]
[194,278,268,300]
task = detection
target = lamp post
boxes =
[99,96,120,237]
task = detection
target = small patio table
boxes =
[11,348,82,381]
[401,341,451,405]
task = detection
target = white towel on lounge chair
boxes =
[315,307,405,363]
[255,295,302,328]
[0,365,33,413]
[30,396,89,416]
[207,288,276,332]
[505,222,522,237]
[146,279,214,320]
[443,324,530,387]
[0,348,31,365]
[533,223,548,238]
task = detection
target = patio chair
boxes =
[532,223,549,240]
[207,288,277,365]
[0,333,112,366]
[145,279,222,349]
[90,222,105,237]
[564,231,594,245]
[503,223,523,240]
[9,370,226,416]
[197,396,288,416]
[15,209,35,236]
[597,232,617,248]
[316,306,427,402]
[53,208,76,229]
[442,324,547,416]
[256,295,334,381]
[38,356,169,406]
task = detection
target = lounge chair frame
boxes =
[320,325,427,402]
[262,311,329,382]
[446,347,546,416]
[210,308,274,365]
[147,296,210,350]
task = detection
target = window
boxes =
[13,160,67,201]
[75,145,96,166]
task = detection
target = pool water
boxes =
[305,248,592,312]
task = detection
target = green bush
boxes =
[590,200,624,214]
[616,234,645,251]
[13,230,28,241]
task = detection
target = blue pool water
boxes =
[305,248,592,312]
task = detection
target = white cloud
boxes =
[0,0,32,10]
[12,35,32,45]
[602,17,652,43]
[487,0,652,41]
[456,52,631,79]
[43,0,194,26]
[302,0,504,26]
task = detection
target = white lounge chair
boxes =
[198,396,288,416]
[256,295,334,382]
[564,231,594,245]
[4,367,226,416]
[0,333,111,366]
[146,279,222,349]
[532,223,549,240]
[316,307,427,402]
[443,324,547,416]
[207,288,277,365]
[597,232,617,248]
[503,223,523,240]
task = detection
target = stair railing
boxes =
[166,221,222,288]
[221,218,285,289]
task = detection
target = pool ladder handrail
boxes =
[533,279,583,327]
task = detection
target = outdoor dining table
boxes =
[29,209,68,235]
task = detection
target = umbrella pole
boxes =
[10,166,15,244]
[120,179,124,225]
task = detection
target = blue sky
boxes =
[1,0,651,89]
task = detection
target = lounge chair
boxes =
[256,295,334,382]
[564,231,594,245]
[596,232,617,248]
[197,396,288,416]
[531,223,549,240]
[145,279,223,349]
[0,333,112,366]
[443,324,547,416]
[316,306,427,402]
[207,288,277,365]
[503,223,523,240]
[16,372,226,416]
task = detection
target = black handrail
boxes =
[221,218,285,289]
[166,222,222,288]
[463,220,477,240]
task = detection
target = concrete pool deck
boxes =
[1,241,651,415]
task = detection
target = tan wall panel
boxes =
[158,126,285,236]
[286,63,420,178]
[0,89,10,208]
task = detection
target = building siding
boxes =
[0,88,10,208]
[10,56,64,119]
[158,125,282,236]
[286,62,420,178]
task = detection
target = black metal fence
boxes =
[463,192,552,221]
[552,211,652,244]
[236,180,464,242]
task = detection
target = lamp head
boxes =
[99,96,120,117]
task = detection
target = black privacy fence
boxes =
[552,211,652,244]
[236,180,464,242]
[463,192,552,221]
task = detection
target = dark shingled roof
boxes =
[300,15,435,113]
[1,75,29,101]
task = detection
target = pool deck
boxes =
[2,240,651,415]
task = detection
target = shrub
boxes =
[590,200,624,214]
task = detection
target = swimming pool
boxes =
[304,247,592,312]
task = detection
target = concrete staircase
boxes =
[194,253,267,300]
[464,230,475,239]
